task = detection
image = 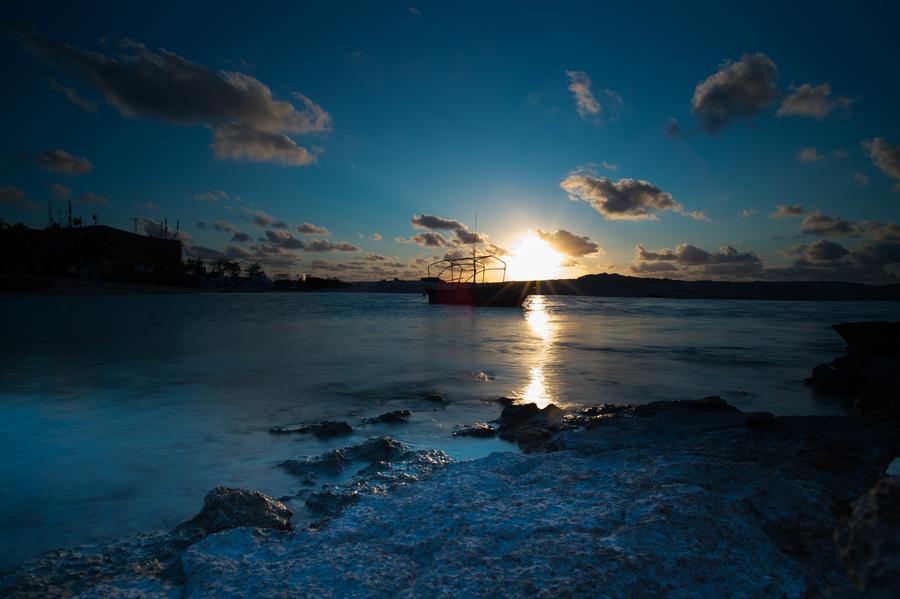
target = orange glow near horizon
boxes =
[506,233,563,281]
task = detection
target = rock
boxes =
[269,420,353,438]
[363,410,412,424]
[304,447,452,524]
[453,423,497,438]
[0,487,294,597]
[305,489,361,518]
[497,402,565,450]
[177,487,293,535]
[805,364,864,395]
[805,321,900,416]
[631,395,738,417]
[746,412,782,432]
[7,401,899,598]
[343,436,408,462]
[423,393,444,402]
[175,403,899,598]
[834,321,900,357]
[835,475,900,596]
[355,460,391,477]
[498,402,541,424]
[280,437,409,480]
[570,403,631,428]
[279,451,351,478]
[311,421,354,438]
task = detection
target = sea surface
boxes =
[1,292,898,568]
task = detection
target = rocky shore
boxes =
[806,321,900,416]
[2,394,897,598]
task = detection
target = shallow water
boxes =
[0,292,898,568]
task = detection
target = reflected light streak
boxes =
[517,295,558,408]
[525,295,552,342]
[521,366,553,408]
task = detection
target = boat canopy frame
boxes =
[427,254,507,285]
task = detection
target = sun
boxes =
[506,233,563,280]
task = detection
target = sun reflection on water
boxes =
[525,295,553,342]
[521,366,553,408]
[516,295,558,408]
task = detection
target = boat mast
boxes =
[472,212,477,283]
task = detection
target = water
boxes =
[0,292,898,569]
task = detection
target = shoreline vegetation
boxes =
[3,272,900,301]
[2,394,897,597]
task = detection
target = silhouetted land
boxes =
[3,223,900,299]
[347,274,900,301]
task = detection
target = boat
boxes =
[425,253,532,307]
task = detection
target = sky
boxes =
[2,1,900,283]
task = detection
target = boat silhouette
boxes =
[425,253,532,307]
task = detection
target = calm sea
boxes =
[1,292,898,568]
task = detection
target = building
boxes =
[0,224,182,276]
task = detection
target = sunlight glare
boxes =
[506,233,563,280]
[525,295,553,342]
[520,366,553,408]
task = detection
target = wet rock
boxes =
[343,436,408,462]
[175,403,899,598]
[497,402,565,450]
[0,487,293,597]
[269,420,353,438]
[570,403,631,428]
[279,450,351,478]
[834,321,900,356]
[805,321,900,416]
[8,400,899,598]
[835,475,900,596]
[284,441,453,524]
[363,410,412,424]
[177,487,293,535]
[631,395,737,417]
[279,436,409,481]
[423,392,444,402]
[307,448,452,522]
[453,423,497,438]
[355,460,391,477]
[305,489,361,519]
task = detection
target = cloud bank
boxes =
[17,30,331,166]
[560,173,704,221]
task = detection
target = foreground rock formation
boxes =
[806,321,900,415]
[2,398,897,597]
[836,475,900,597]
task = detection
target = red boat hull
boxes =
[426,281,532,307]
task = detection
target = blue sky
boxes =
[2,1,900,282]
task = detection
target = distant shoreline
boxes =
[3,272,900,301]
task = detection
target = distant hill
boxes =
[347,273,900,301]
